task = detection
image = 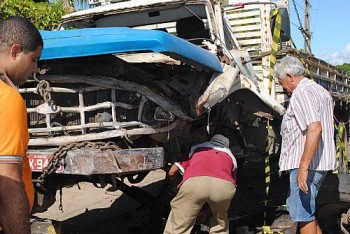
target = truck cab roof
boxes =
[61,0,211,30]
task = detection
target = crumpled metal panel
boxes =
[63,147,164,175]
[40,28,222,72]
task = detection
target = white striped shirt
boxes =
[279,78,336,171]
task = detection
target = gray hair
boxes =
[274,56,307,80]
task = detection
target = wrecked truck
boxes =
[25,0,286,214]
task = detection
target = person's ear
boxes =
[10,44,22,59]
[286,73,293,82]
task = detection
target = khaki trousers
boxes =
[163,176,236,234]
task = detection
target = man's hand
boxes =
[298,122,321,194]
[297,169,309,193]
[168,164,179,177]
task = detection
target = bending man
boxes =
[164,134,237,234]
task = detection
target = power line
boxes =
[312,0,320,41]
[293,0,304,10]
[291,0,312,54]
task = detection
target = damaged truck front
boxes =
[25,0,285,213]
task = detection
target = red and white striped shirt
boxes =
[279,78,336,171]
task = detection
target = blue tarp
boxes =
[40,27,223,73]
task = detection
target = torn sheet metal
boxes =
[196,63,286,118]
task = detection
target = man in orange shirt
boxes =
[0,16,43,234]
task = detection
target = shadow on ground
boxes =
[53,179,165,234]
[40,159,350,234]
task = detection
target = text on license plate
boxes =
[27,151,64,173]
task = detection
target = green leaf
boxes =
[0,0,68,30]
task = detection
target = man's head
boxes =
[274,56,306,96]
[210,134,230,148]
[0,16,43,86]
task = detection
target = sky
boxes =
[289,0,350,65]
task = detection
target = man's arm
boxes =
[297,121,322,193]
[0,163,31,234]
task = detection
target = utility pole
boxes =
[304,0,311,54]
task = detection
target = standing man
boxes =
[0,16,43,234]
[274,56,336,234]
[164,134,237,234]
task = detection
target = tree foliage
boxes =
[336,63,350,75]
[0,0,68,30]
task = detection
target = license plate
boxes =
[27,150,64,173]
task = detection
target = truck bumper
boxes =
[28,147,164,175]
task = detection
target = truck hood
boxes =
[40,27,223,73]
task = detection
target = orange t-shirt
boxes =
[0,77,34,211]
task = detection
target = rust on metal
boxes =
[32,147,164,175]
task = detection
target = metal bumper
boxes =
[28,147,164,175]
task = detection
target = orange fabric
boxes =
[0,79,33,211]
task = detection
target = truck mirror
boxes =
[270,7,290,43]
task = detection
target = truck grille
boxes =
[20,80,176,146]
